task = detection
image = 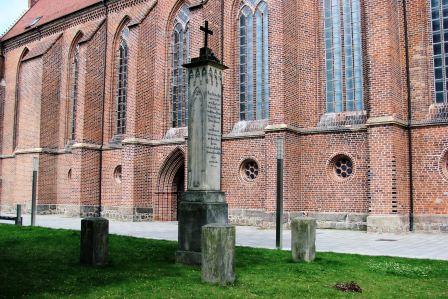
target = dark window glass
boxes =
[324,0,364,112]
[431,0,448,104]
[171,6,190,128]
[69,43,80,141]
[239,1,269,121]
[115,27,129,135]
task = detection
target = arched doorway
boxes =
[172,166,184,220]
[155,149,185,221]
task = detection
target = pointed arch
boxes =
[113,16,131,49]
[12,47,29,150]
[156,147,186,221]
[112,16,131,137]
[65,31,84,143]
[165,0,191,33]
[157,147,185,191]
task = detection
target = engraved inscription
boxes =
[206,88,221,168]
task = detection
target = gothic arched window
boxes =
[171,5,190,128]
[12,48,28,150]
[324,0,363,113]
[239,0,269,121]
[430,0,448,104]
[115,26,129,136]
[68,41,80,142]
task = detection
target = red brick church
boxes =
[0,0,447,232]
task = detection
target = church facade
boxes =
[0,0,447,232]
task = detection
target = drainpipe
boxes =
[402,0,414,231]
[97,0,109,217]
[220,0,225,190]
[221,0,224,63]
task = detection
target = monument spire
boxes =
[197,21,219,61]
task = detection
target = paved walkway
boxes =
[2,215,448,261]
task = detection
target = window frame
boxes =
[114,26,130,136]
[238,0,270,121]
[170,6,190,128]
[323,0,364,113]
[430,0,448,105]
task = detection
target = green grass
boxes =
[0,225,447,298]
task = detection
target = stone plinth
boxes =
[176,192,228,265]
[201,224,235,286]
[291,217,316,262]
[367,215,410,233]
[80,217,109,266]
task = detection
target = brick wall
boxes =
[0,0,446,232]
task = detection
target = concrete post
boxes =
[15,204,22,226]
[31,157,38,226]
[201,224,235,286]
[80,217,109,266]
[291,217,316,262]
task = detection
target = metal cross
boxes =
[200,21,213,49]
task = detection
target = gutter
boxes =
[401,0,414,231]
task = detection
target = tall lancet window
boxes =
[324,0,363,113]
[430,0,448,104]
[12,48,28,150]
[239,0,269,121]
[171,5,190,128]
[115,26,129,135]
[68,43,80,142]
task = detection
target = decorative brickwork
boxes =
[0,0,447,232]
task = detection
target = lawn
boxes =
[0,225,447,298]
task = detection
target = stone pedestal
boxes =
[176,192,228,265]
[291,217,316,262]
[80,217,109,266]
[201,224,235,285]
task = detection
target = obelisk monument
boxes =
[176,21,229,265]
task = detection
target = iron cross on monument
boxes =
[200,21,213,50]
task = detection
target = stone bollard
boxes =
[202,224,236,286]
[291,217,316,262]
[80,217,109,266]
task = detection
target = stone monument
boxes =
[291,217,316,263]
[80,217,109,266]
[202,224,235,285]
[176,21,229,265]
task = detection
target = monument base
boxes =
[176,191,228,265]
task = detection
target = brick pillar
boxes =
[38,37,62,211]
[73,148,101,216]
[73,22,106,217]
[0,51,4,209]
[365,0,410,232]
[121,144,138,220]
